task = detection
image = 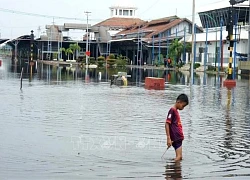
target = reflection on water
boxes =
[164,161,182,180]
[2,58,234,88]
[1,58,250,180]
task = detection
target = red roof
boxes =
[117,16,203,38]
[93,17,145,28]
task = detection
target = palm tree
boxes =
[65,48,73,60]
[60,48,66,60]
[169,39,184,66]
[69,43,81,60]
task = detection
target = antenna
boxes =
[37,26,41,38]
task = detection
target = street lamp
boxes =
[190,0,195,84]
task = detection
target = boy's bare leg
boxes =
[174,146,182,161]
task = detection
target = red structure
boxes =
[145,77,165,90]
[223,79,236,89]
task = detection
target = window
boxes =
[115,9,117,15]
[130,10,133,16]
[123,10,129,16]
[127,33,137,38]
[189,24,192,33]
[119,10,122,15]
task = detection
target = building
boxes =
[91,0,203,65]
[110,16,203,65]
[184,0,250,68]
[0,0,203,65]
[91,1,144,57]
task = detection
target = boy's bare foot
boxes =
[174,156,182,161]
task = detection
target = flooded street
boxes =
[0,58,250,180]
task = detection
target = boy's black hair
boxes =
[176,94,189,105]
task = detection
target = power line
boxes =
[0,0,229,27]
[138,0,161,16]
[0,0,226,21]
[0,7,85,21]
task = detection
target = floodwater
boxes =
[0,58,250,180]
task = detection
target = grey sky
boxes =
[0,0,225,39]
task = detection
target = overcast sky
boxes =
[0,0,227,39]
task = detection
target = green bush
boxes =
[97,56,105,61]
[89,57,96,64]
[107,59,116,66]
[116,59,127,66]
[109,54,115,59]
[194,63,200,69]
[97,61,105,67]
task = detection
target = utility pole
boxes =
[248,0,250,60]
[85,11,91,66]
[190,0,195,85]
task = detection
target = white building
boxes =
[183,27,249,67]
[109,0,137,19]
[183,0,250,68]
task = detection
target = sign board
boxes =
[86,51,90,56]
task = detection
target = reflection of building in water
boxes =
[164,161,182,180]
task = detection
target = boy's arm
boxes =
[165,122,172,147]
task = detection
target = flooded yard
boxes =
[0,58,250,179]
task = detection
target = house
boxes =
[109,16,203,65]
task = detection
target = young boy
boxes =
[165,94,189,161]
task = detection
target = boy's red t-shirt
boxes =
[166,107,184,141]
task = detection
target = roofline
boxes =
[92,17,144,27]
[197,0,249,13]
[109,6,138,10]
[182,18,203,32]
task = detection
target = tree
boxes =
[69,43,81,60]
[184,42,192,54]
[168,39,183,66]
[65,48,73,60]
[60,47,73,60]
[60,48,65,60]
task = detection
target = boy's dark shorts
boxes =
[172,140,183,150]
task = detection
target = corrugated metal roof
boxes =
[116,17,203,39]
[198,0,249,13]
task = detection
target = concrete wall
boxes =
[171,21,191,37]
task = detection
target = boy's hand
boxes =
[167,137,172,148]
